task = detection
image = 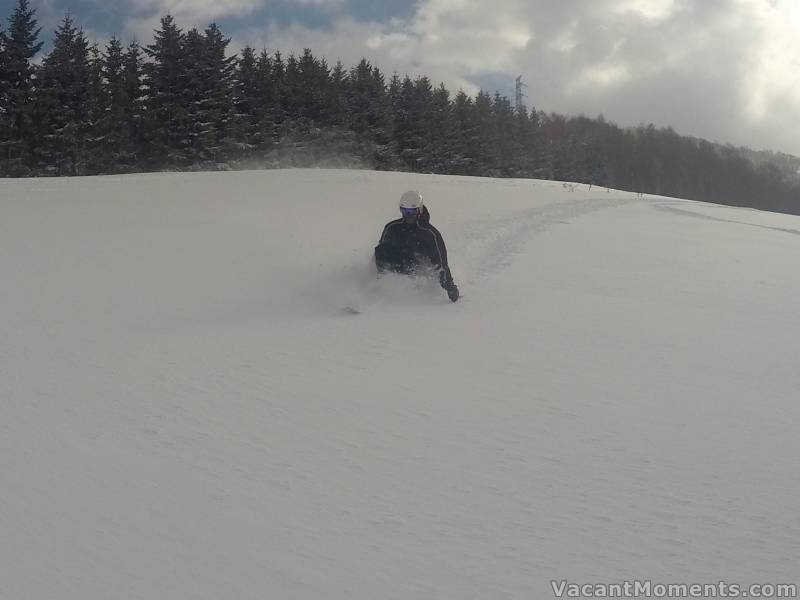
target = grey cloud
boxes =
[110,0,800,155]
[467,0,798,153]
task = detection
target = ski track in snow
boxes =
[653,201,800,236]
[458,195,638,286]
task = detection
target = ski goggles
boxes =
[400,206,421,217]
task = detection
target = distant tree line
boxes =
[1,1,799,213]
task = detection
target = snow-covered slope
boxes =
[2,169,799,599]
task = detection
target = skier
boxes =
[375,190,460,302]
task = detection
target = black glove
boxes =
[439,270,459,302]
[446,282,459,302]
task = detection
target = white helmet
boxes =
[399,190,424,210]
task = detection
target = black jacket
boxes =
[375,206,454,285]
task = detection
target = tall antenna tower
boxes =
[515,75,527,110]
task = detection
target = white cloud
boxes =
[613,0,676,21]
[743,0,800,119]
[568,62,631,92]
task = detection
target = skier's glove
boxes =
[438,270,459,302]
[446,283,460,302]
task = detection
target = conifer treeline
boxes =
[1,2,799,213]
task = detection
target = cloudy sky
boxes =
[5,0,800,156]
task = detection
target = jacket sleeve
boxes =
[423,225,453,285]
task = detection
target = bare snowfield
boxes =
[2,169,799,599]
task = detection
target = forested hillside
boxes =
[1,1,798,213]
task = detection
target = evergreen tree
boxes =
[268,50,320,165]
[231,45,260,162]
[430,84,458,173]
[95,36,142,172]
[269,50,286,124]
[0,0,43,175]
[346,59,394,168]
[368,66,396,168]
[471,91,494,174]
[177,24,235,168]
[97,36,125,172]
[0,23,8,170]
[33,16,93,175]
[83,43,106,174]
[143,15,186,167]
[281,53,300,123]
[201,23,236,165]
[514,104,538,177]
[393,75,436,171]
[491,92,517,176]
[180,27,208,165]
[252,50,282,157]
[327,60,348,127]
[296,48,329,124]
[388,73,402,108]
[451,90,478,175]
[176,24,236,167]
[274,52,326,164]
[122,41,145,169]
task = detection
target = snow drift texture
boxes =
[2,169,799,599]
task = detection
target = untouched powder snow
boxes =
[1,169,799,599]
